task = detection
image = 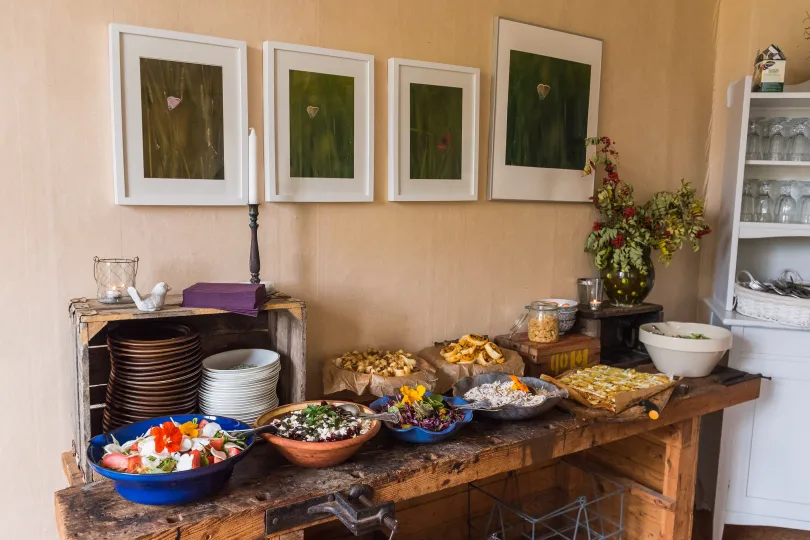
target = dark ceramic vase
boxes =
[601,256,655,307]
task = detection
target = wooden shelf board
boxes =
[70,293,304,323]
[739,222,810,239]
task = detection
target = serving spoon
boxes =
[337,403,401,423]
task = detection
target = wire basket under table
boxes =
[468,468,624,540]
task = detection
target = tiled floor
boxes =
[693,510,810,540]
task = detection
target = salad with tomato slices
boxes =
[99,418,247,474]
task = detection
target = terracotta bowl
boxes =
[254,400,380,468]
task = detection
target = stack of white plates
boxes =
[199,349,281,425]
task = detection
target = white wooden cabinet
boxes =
[707,77,810,538]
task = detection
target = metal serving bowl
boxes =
[452,373,567,421]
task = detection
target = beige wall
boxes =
[0,1,717,536]
[700,0,810,304]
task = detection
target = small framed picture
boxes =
[109,24,249,205]
[388,59,479,201]
[264,42,374,202]
[489,18,602,202]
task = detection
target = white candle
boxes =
[590,299,601,310]
[248,127,258,204]
[105,287,122,299]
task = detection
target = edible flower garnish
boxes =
[388,390,465,432]
[510,375,529,393]
[179,421,199,438]
[150,421,183,453]
[400,384,426,404]
[99,418,247,474]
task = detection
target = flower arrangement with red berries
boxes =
[582,137,711,274]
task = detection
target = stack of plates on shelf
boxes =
[104,324,202,431]
[199,349,281,425]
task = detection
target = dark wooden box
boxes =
[495,332,601,378]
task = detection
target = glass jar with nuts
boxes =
[526,302,560,343]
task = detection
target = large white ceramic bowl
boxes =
[639,322,732,377]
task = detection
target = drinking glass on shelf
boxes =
[754,180,774,222]
[746,117,765,160]
[800,194,810,224]
[767,131,788,161]
[775,183,797,224]
[740,181,756,222]
[788,132,810,161]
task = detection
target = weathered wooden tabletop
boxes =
[54,368,760,540]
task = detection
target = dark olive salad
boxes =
[270,402,371,442]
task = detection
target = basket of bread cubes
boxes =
[322,347,438,398]
[419,334,524,393]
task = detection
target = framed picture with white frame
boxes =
[109,24,249,205]
[488,17,602,202]
[388,58,479,201]
[264,42,374,202]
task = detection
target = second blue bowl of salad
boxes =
[87,414,254,505]
[369,390,472,444]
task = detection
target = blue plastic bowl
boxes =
[87,414,254,505]
[369,393,472,444]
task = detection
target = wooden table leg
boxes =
[661,418,701,540]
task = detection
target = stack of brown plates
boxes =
[103,323,202,431]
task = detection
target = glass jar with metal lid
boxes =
[509,301,560,344]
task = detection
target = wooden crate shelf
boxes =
[68,292,306,482]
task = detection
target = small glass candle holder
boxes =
[578,278,604,310]
[94,256,138,304]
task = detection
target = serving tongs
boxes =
[453,397,521,411]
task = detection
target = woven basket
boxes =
[735,270,810,327]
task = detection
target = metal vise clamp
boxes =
[308,485,398,538]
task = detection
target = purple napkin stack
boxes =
[181,283,267,317]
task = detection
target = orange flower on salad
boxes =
[179,420,199,438]
[400,384,426,404]
[151,421,182,453]
[510,375,529,393]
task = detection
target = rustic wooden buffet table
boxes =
[55,367,760,540]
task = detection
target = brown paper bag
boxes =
[418,346,525,394]
[541,367,676,414]
[322,356,438,398]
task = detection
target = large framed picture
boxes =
[488,18,602,202]
[109,24,248,205]
[388,59,479,201]
[264,42,374,202]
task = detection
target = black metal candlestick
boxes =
[248,204,260,284]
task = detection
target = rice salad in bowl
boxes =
[462,375,553,408]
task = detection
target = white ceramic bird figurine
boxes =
[128,282,171,312]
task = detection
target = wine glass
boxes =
[740,180,756,222]
[775,183,797,224]
[754,180,774,222]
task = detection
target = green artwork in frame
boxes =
[409,82,463,180]
[140,57,225,180]
[505,50,591,170]
[289,70,355,178]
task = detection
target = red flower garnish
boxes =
[622,207,637,219]
[610,235,625,248]
[151,421,182,453]
[696,227,712,239]
[593,221,601,231]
